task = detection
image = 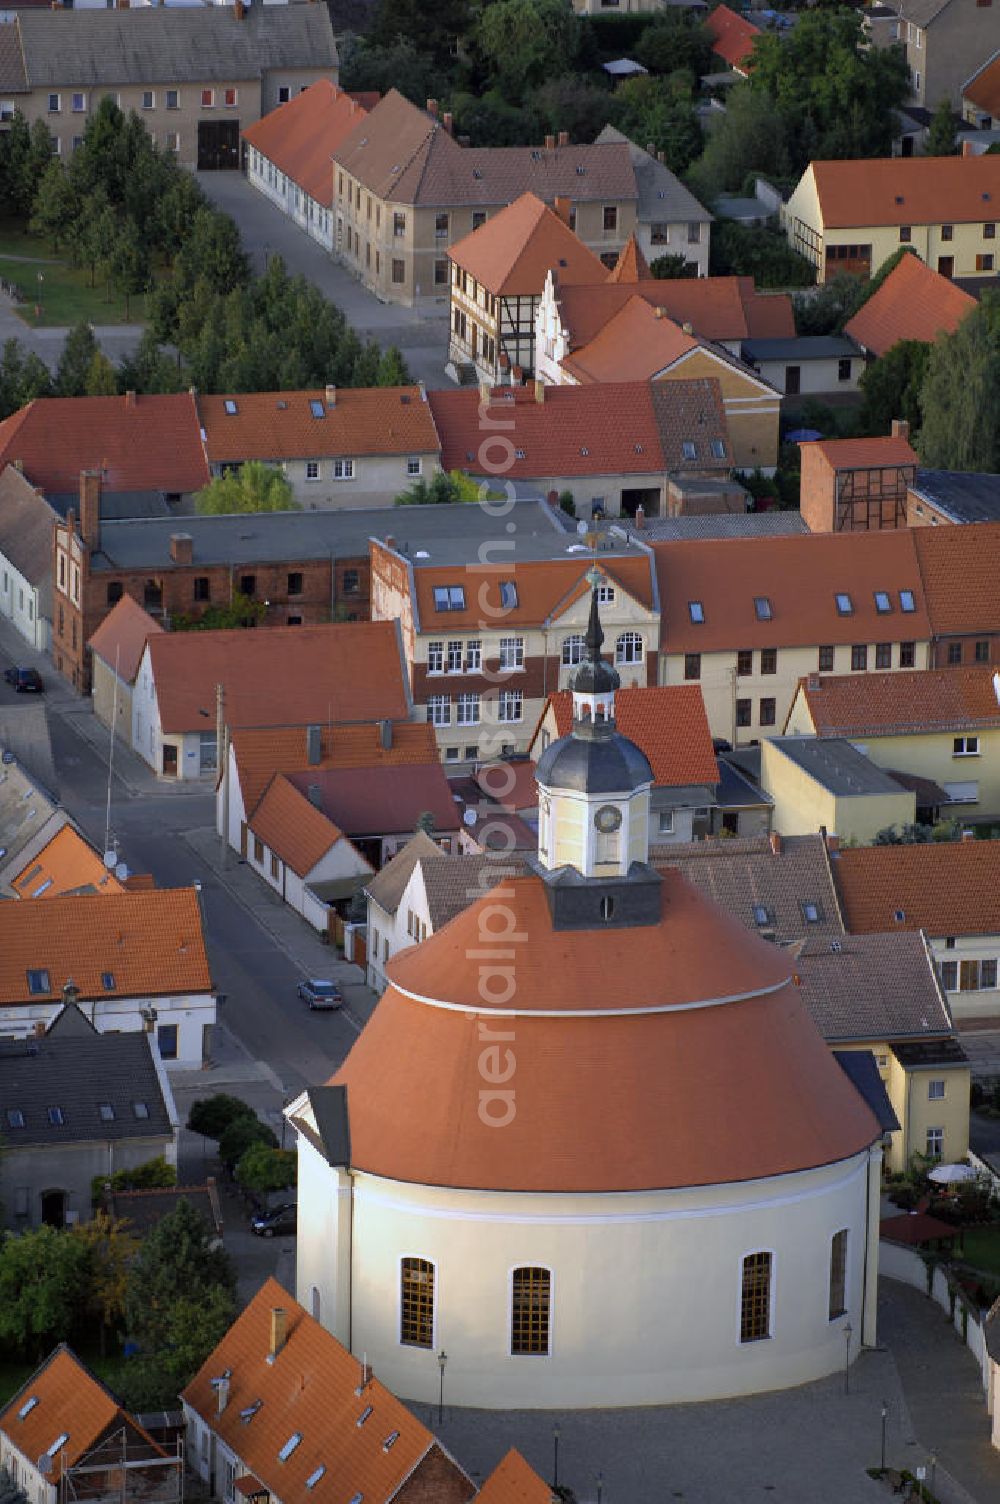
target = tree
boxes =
[56,321,100,397]
[793,274,864,336]
[70,1214,138,1353]
[709,221,815,289]
[371,0,470,72]
[22,120,55,221]
[633,13,713,79]
[0,1225,92,1357]
[416,810,436,835]
[376,347,411,386]
[236,1144,297,1195]
[475,0,580,103]
[195,461,296,515]
[615,76,702,175]
[109,216,151,319]
[187,1093,257,1141]
[395,468,481,505]
[650,252,698,280]
[917,291,1000,471]
[0,338,52,418]
[29,160,78,249]
[172,596,266,632]
[125,1199,236,1353]
[859,339,930,437]
[686,86,793,202]
[338,36,437,108]
[925,97,958,157]
[533,78,619,145]
[85,350,119,396]
[218,1114,278,1170]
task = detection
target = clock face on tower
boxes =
[594,804,622,833]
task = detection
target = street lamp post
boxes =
[437,1350,447,1426]
[843,1321,853,1395]
[881,1401,888,1471]
[552,1425,560,1490]
[595,1471,603,1504]
[930,1452,937,1496]
[36,270,43,321]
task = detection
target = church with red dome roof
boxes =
[288,582,885,1408]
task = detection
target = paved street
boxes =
[0,289,146,372]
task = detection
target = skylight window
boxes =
[309,399,326,419]
[133,1102,150,1120]
[753,596,772,621]
[710,439,727,459]
[47,1434,69,1457]
[101,972,115,991]
[31,879,52,898]
[17,1397,37,1420]
[752,905,771,927]
[801,902,821,924]
[7,1109,25,1129]
[681,441,697,460]
[98,1104,115,1123]
[240,1402,262,1423]
[383,1432,400,1452]
[433,585,466,612]
[26,969,50,994]
[306,1468,327,1490]
[899,590,916,613]
[688,601,705,624]
[894,909,906,923]
[874,591,892,614]
[356,1406,373,1427]
[278,1434,302,1462]
[835,593,853,616]
[223,399,238,416]
[47,1107,65,1127]
[499,581,518,609]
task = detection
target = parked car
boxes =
[297,978,343,1010]
[251,1203,297,1238]
[3,667,43,693]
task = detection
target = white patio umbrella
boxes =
[928,1162,977,1185]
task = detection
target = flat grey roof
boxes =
[910,468,1000,523]
[742,335,861,362]
[612,510,807,541]
[770,736,908,797]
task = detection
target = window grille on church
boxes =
[511,1267,551,1355]
[740,1252,771,1343]
[400,1258,435,1347]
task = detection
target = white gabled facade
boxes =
[246,145,334,251]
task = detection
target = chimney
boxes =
[66,506,76,537]
[169,532,193,566]
[234,0,245,17]
[418,380,427,402]
[325,383,337,408]
[890,418,910,441]
[653,306,664,320]
[384,535,396,551]
[217,1377,230,1415]
[306,724,322,765]
[825,832,840,853]
[962,828,976,841]
[681,321,694,335]
[512,365,523,385]
[634,505,645,530]
[79,470,101,549]
[378,718,393,750]
[769,831,782,856]
[33,1019,46,1038]
[657,151,665,165]
[269,1307,288,1361]
[557,130,569,147]
[544,134,555,151]
[426,98,439,119]
[962,139,975,158]
[125,389,137,408]
[307,784,323,808]
[442,112,453,135]
[553,196,571,225]
[534,378,545,405]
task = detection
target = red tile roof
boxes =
[795,665,1000,737]
[843,253,976,357]
[705,4,761,70]
[801,434,918,471]
[250,775,347,878]
[606,232,651,284]
[286,764,462,836]
[334,870,879,1191]
[538,686,719,787]
[654,529,929,652]
[914,521,1000,637]
[11,825,124,899]
[146,622,409,734]
[0,887,210,1003]
[0,394,209,495]
[232,722,440,819]
[832,840,1000,936]
[407,549,655,630]
[197,387,439,464]
[553,276,793,347]
[183,1279,472,1504]
[560,297,700,384]
[963,53,1000,118]
[447,192,607,295]
[241,81,367,205]
[808,156,1000,230]
[478,1452,555,1504]
[87,592,162,683]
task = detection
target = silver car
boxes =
[296,978,343,1010]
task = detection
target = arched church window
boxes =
[511,1267,551,1355]
[615,632,643,666]
[311,1286,321,1322]
[740,1251,772,1343]
[561,634,586,666]
[829,1229,848,1320]
[400,1257,435,1347]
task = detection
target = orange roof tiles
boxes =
[182,1278,471,1504]
[654,529,929,652]
[241,81,367,206]
[409,550,654,630]
[802,434,918,471]
[705,3,761,70]
[560,297,700,384]
[447,192,606,295]
[796,665,1000,737]
[963,52,1000,118]
[87,592,162,683]
[0,393,209,495]
[833,840,1000,936]
[606,233,651,283]
[914,521,1000,636]
[478,1451,554,1504]
[232,722,439,817]
[146,622,409,734]
[843,253,976,357]
[334,870,879,1191]
[553,276,794,347]
[11,825,124,899]
[0,887,210,1003]
[809,155,1000,230]
[540,686,718,787]
[250,776,346,878]
[197,387,440,464]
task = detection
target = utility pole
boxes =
[217,682,230,869]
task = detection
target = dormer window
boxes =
[753,597,772,621]
[18,1397,38,1419]
[47,1107,65,1126]
[682,441,697,460]
[26,969,50,994]
[801,901,822,924]
[499,581,518,609]
[309,399,325,419]
[433,585,466,611]
[874,591,892,614]
[688,601,705,624]
[98,1104,115,1123]
[835,593,853,616]
[7,1109,25,1129]
[101,972,115,991]
[753,905,772,927]
[899,590,916,613]
[383,1432,400,1452]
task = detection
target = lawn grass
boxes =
[956,1225,1000,1276]
[0,216,58,261]
[0,255,148,327]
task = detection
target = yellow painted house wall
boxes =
[655,349,780,471]
[927,933,1000,1028]
[834,1043,969,1173]
[760,738,915,843]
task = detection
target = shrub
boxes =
[187,1094,256,1141]
[218,1114,278,1170]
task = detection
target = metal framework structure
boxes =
[58,1428,183,1504]
[835,464,915,531]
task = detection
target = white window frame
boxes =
[71,92,87,113]
[166,89,179,111]
[615,632,643,666]
[657,810,675,835]
[333,458,355,480]
[499,636,524,671]
[465,640,482,671]
[926,1126,943,1159]
[427,695,451,726]
[446,640,463,674]
[47,93,60,114]
[827,1227,849,1322]
[305,460,320,481]
[953,736,980,757]
[141,90,155,110]
[457,693,480,726]
[427,641,444,673]
[407,457,422,477]
[201,89,215,109]
[497,689,523,723]
[928,1080,945,1101]
[562,634,586,666]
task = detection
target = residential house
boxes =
[0,1348,175,1504]
[0,756,69,896]
[595,127,712,274]
[181,1277,476,1504]
[446,192,608,385]
[761,736,917,843]
[832,838,1000,1027]
[792,933,970,1173]
[889,0,994,110]
[912,520,1000,666]
[332,91,639,307]
[0,1002,177,1229]
[784,665,1000,821]
[843,251,976,358]
[0,886,214,1065]
[133,620,410,780]
[705,3,761,75]
[369,532,660,760]
[243,80,367,251]
[613,510,810,541]
[88,592,163,746]
[196,386,442,510]
[740,334,863,400]
[100,1181,223,1241]
[535,270,795,382]
[0,5,338,168]
[653,528,932,745]
[963,49,1000,128]
[907,470,1000,526]
[528,684,720,843]
[429,378,733,520]
[5,823,125,900]
[799,427,919,532]
[782,156,1000,282]
[0,463,56,652]
[50,493,570,693]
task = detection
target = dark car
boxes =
[251,1203,297,1238]
[296,978,343,1010]
[3,667,43,693]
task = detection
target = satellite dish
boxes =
[463,809,477,826]
[115,863,129,881]
[103,849,117,869]
[576,519,587,536]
